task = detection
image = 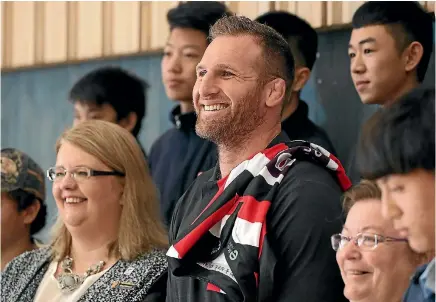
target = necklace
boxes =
[56,256,106,293]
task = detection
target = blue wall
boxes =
[2,28,434,242]
[2,54,175,242]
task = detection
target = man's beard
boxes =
[195,89,266,149]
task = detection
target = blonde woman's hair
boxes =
[51,120,168,261]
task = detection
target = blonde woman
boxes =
[332,180,429,302]
[1,120,168,302]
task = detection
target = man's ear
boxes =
[292,67,311,93]
[264,78,287,108]
[21,200,41,225]
[403,41,424,73]
[118,112,138,133]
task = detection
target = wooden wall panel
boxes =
[274,1,297,14]
[226,2,273,20]
[327,2,343,26]
[271,1,325,27]
[2,1,13,68]
[224,1,239,14]
[66,1,78,60]
[341,1,365,24]
[43,2,67,63]
[10,1,36,67]
[34,2,44,64]
[76,1,103,60]
[296,1,326,28]
[150,1,178,50]
[2,1,435,70]
[111,1,140,55]
[140,2,152,51]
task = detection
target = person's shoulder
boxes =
[270,160,343,221]
[1,246,51,293]
[283,159,341,190]
[121,248,168,279]
[150,129,180,153]
[3,246,51,273]
[114,249,168,296]
[303,121,337,154]
[135,248,168,267]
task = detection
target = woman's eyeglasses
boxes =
[331,233,408,251]
[47,166,125,182]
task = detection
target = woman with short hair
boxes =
[332,180,428,302]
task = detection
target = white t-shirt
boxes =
[34,261,110,302]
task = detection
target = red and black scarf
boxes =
[167,140,351,301]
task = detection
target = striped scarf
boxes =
[167,140,351,301]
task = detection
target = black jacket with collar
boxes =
[149,106,217,228]
[282,100,337,156]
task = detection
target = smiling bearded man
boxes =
[166,15,352,302]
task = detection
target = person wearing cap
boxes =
[1,148,47,271]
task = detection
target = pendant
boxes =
[57,272,83,293]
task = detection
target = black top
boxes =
[282,100,337,156]
[166,132,347,302]
[149,106,217,227]
[142,272,168,302]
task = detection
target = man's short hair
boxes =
[255,11,318,70]
[167,1,232,40]
[357,88,435,180]
[68,66,149,138]
[209,15,295,102]
[352,1,434,82]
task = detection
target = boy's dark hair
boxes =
[357,88,435,180]
[255,11,318,70]
[167,1,232,39]
[69,66,149,137]
[8,189,47,238]
[210,15,295,105]
[352,1,434,82]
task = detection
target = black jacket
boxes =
[166,132,347,302]
[149,106,217,227]
[282,100,337,156]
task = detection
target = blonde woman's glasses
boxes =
[47,166,125,182]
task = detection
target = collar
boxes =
[419,258,435,299]
[209,131,290,181]
[282,99,309,130]
[170,106,197,130]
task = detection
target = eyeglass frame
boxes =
[330,232,408,251]
[46,166,125,182]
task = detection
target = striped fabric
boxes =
[167,140,351,301]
